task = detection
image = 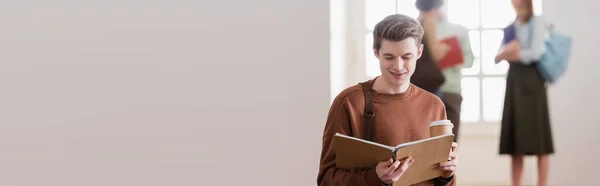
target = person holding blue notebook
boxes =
[494,0,555,185]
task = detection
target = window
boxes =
[448,0,542,123]
[363,0,542,123]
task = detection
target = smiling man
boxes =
[317,14,457,186]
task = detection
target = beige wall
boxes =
[544,0,600,185]
[2,0,599,185]
[0,0,329,185]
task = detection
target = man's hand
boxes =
[376,157,414,185]
[438,142,458,178]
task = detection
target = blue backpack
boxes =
[529,18,573,84]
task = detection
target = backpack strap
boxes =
[359,81,375,142]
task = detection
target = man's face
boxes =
[374,38,423,88]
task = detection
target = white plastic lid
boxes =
[429,120,454,128]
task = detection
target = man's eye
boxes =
[402,56,411,60]
[385,57,394,60]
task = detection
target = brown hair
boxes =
[518,0,535,23]
[372,14,424,52]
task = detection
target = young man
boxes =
[317,14,457,186]
[416,0,474,142]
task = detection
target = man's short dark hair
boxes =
[415,0,444,12]
[372,14,424,51]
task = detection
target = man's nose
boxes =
[393,58,405,68]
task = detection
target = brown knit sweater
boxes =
[317,79,456,186]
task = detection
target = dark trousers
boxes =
[441,92,462,142]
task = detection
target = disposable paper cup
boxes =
[429,120,454,137]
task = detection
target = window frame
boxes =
[354,0,541,125]
[458,0,509,124]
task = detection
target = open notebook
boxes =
[333,133,455,186]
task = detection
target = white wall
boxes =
[544,0,600,185]
[330,0,347,102]
[0,1,330,186]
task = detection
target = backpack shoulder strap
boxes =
[359,81,375,142]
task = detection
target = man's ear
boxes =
[373,48,379,57]
[416,44,424,59]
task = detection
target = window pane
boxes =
[396,0,419,19]
[448,0,480,29]
[481,0,515,28]
[534,0,543,15]
[483,77,506,122]
[365,32,380,77]
[461,30,480,75]
[481,30,508,75]
[461,77,480,122]
[469,30,481,58]
[462,58,480,75]
[365,0,396,30]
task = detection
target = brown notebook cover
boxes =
[333,133,455,186]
